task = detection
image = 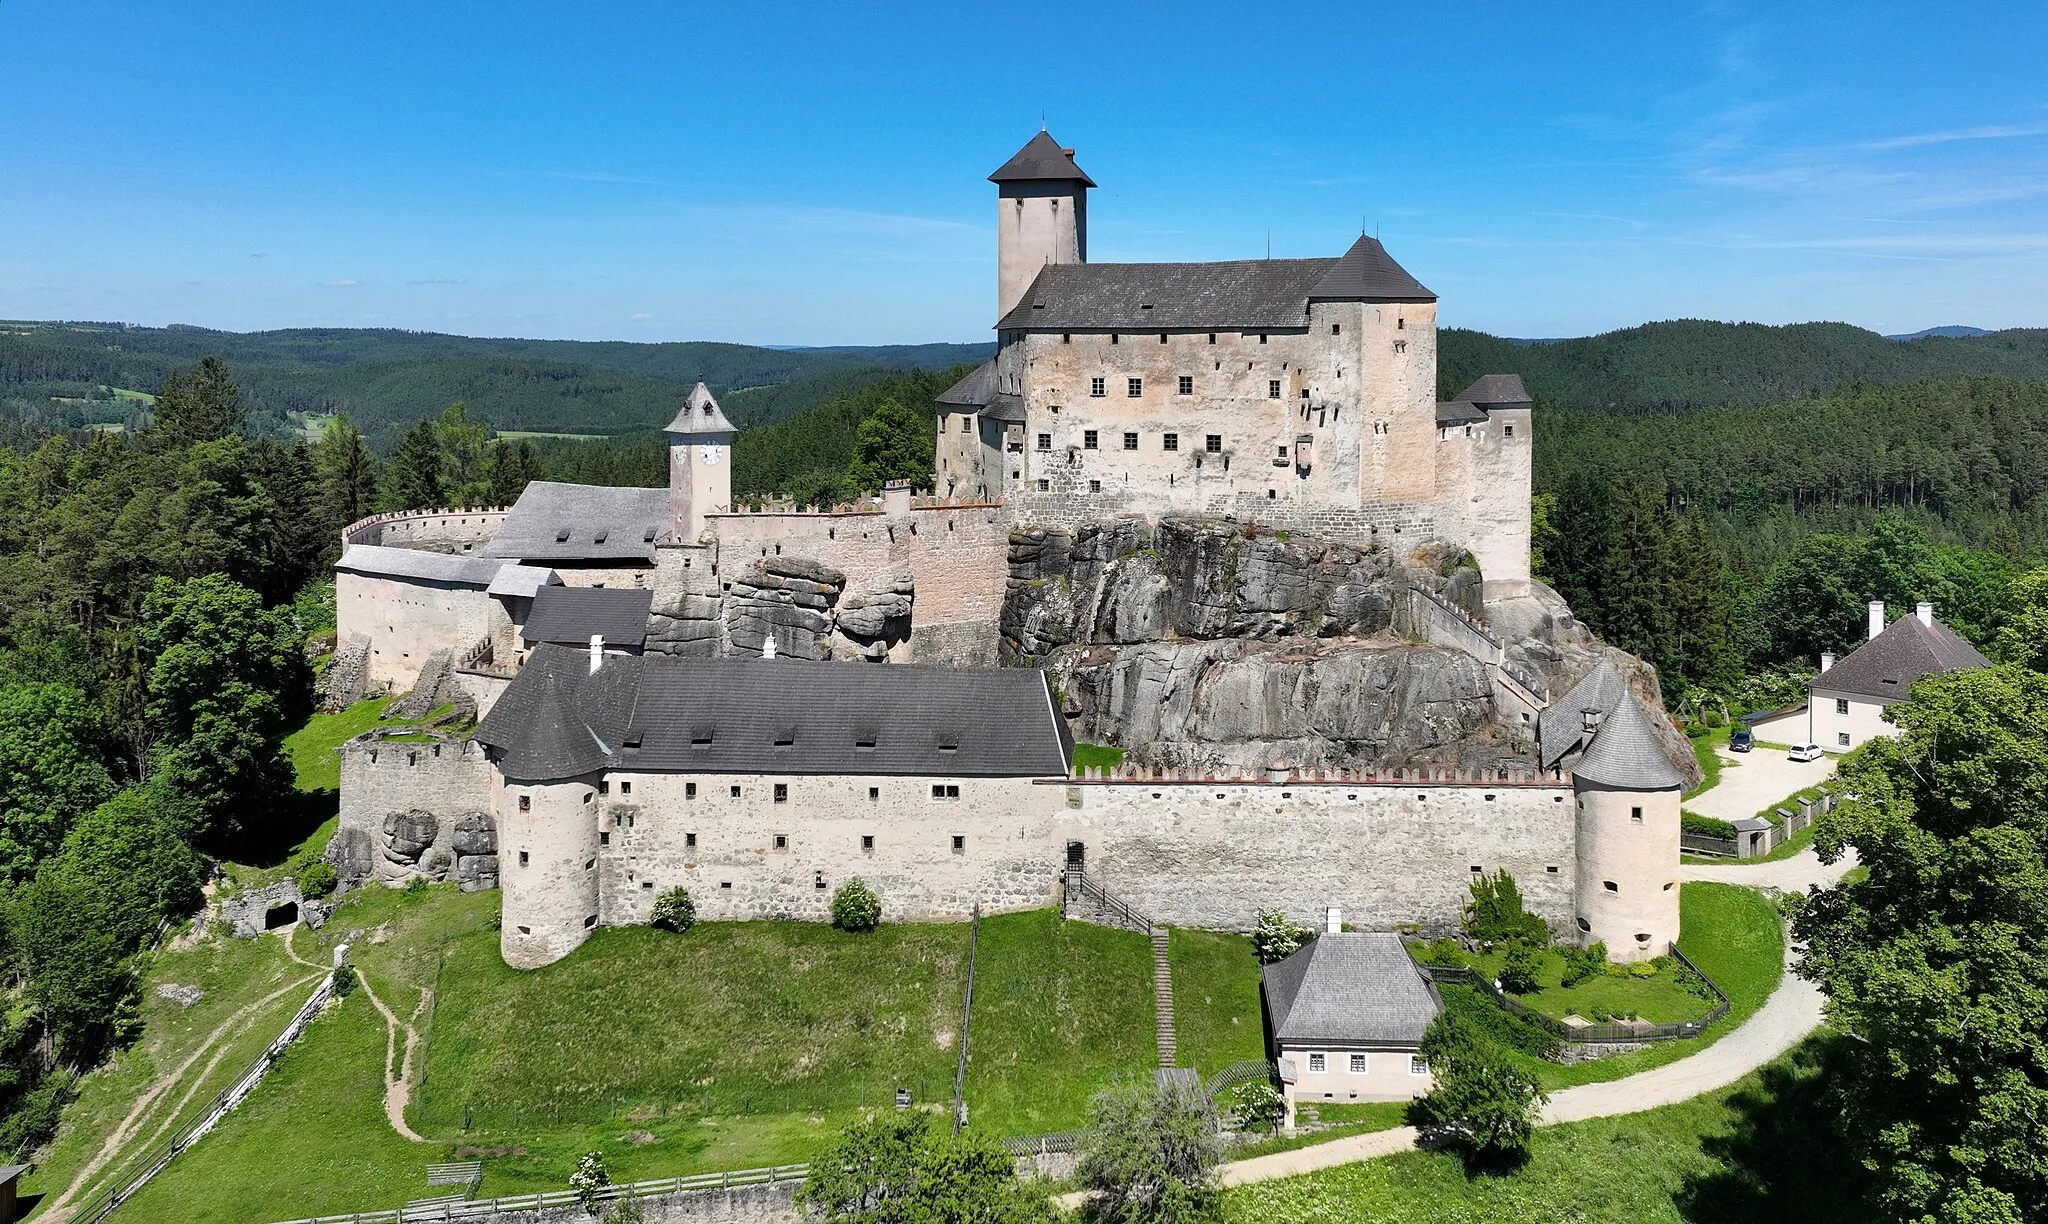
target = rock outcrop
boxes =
[650,555,920,663]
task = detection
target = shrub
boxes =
[1412,938,1466,968]
[799,1112,1051,1222]
[1440,985,1559,1060]
[1229,1082,1286,1134]
[295,860,338,899]
[1077,1077,1224,1223]
[403,875,428,898]
[1629,960,1658,979]
[649,886,695,934]
[1463,870,1549,946]
[1682,812,1738,839]
[571,1151,609,1215]
[1560,941,1608,987]
[330,964,357,998]
[830,877,881,932]
[1498,943,1542,994]
[1415,1011,1546,1164]
[1253,909,1315,962]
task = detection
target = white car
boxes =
[1788,742,1825,762]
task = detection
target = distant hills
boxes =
[5,317,2048,449]
[1884,325,1989,341]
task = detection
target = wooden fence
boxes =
[1422,942,1730,1045]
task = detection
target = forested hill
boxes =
[0,322,990,448]
[1438,320,2048,413]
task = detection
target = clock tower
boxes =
[664,380,737,543]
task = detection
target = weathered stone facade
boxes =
[329,732,498,892]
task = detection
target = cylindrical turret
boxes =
[498,770,604,969]
[1567,693,1684,963]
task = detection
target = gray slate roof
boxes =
[1435,400,1488,426]
[482,482,671,563]
[995,235,1432,332]
[1571,694,1685,791]
[487,564,562,599]
[473,647,1074,782]
[988,131,1096,187]
[1539,661,1628,769]
[1261,933,1441,1048]
[336,544,506,587]
[1459,373,1532,407]
[936,360,998,407]
[521,585,654,649]
[664,381,736,437]
[1813,611,1990,701]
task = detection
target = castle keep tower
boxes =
[1568,695,1683,962]
[665,380,736,543]
[991,131,1093,320]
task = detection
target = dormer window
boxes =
[594,530,608,544]
[690,728,714,747]
[643,526,659,542]
[773,728,796,747]
[555,527,571,542]
[855,736,877,751]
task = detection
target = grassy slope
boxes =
[1225,1041,1861,1224]
[964,910,1155,1136]
[1170,929,1266,1075]
[1446,944,1714,1025]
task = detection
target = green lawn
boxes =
[1225,1039,1864,1224]
[1682,726,1727,800]
[1439,945,1715,1026]
[284,696,396,793]
[1071,742,1127,771]
[1170,928,1266,1075]
[964,909,1156,1135]
[497,429,607,441]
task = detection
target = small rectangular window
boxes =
[599,780,610,795]
[1122,431,1138,450]
[868,786,879,800]
[685,782,697,799]
[1503,423,1514,437]
[1205,434,1222,453]
[1036,478,1050,491]
[774,783,788,803]
[620,781,631,795]
[1036,433,1051,451]
[1177,375,1193,395]
[1836,698,1849,715]
[1838,732,1852,746]
[1308,1053,1325,1073]
[600,831,611,846]
[1127,377,1143,398]
[1208,333,1217,344]
[1089,377,1105,397]
[1410,1055,1428,1076]
[518,851,529,866]
[1332,323,1341,335]
[729,784,740,798]
[1631,806,1643,823]
[1349,1053,1367,1074]
[1083,429,1098,450]
[1268,380,1282,399]
[773,833,788,850]
[862,835,874,852]
[518,795,531,812]
[1162,433,1178,452]
[1088,479,1101,493]
[951,834,966,854]
[1259,334,1268,344]
[931,784,960,801]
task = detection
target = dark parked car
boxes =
[1729,728,1754,752]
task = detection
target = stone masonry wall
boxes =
[479,1180,799,1224]
[341,507,508,550]
[329,733,495,891]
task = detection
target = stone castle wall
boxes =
[328,733,496,891]
[337,569,504,693]
[341,506,508,550]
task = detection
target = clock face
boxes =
[699,444,720,466]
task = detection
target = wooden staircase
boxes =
[1152,928,1177,1069]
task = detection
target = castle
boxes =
[323,134,1682,970]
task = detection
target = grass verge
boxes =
[1681,726,1728,800]
[1170,928,1266,1075]
[1071,742,1127,771]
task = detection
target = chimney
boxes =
[1326,905,1342,934]
[1821,651,1836,673]
[1916,601,1933,627]
[588,634,604,675]
[883,478,912,518]
[1868,600,1885,641]
[762,633,778,660]
[1581,706,1603,735]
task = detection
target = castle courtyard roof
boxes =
[482,482,672,563]
[1813,611,1989,702]
[473,647,1074,782]
[995,235,1432,332]
[520,585,653,650]
[1261,932,1441,1048]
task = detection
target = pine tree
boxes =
[383,420,446,511]
[149,357,246,450]
[311,413,379,534]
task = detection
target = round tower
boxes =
[498,770,604,970]
[989,131,1093,321]
[1570,695,1683,963]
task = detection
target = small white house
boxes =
[1261,927,1441,1128]
[1805,600,1988,752]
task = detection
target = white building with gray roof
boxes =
[1261,929,1442,1120]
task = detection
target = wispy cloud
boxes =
[1859,122,2048,151]
[628,312,655,320]
[406,276,466,285]
[321,278,360,287]
[532,170,664,186]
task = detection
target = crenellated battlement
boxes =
[341,505,510,549]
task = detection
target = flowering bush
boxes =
[1253,909,1315,962]
[831,877,881,931]
[650,886,695,933]
[571,1150,609,1214]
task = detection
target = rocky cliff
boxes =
[1002,517,1695,783]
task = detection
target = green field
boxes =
[1225,1039,1861,1224]
[497,429,608,441]
[1433,944,1716,1026]
[1071,742,1127,772]
[1170,928,1266,1074]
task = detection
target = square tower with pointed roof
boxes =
[666,380,737,543]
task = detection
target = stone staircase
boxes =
[1152,928,1177,1068]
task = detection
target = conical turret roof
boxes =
[663,381,736,437]
[1571,693,1684,791]
[1307,235,1435,302]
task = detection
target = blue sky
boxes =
[2,1,2044,343]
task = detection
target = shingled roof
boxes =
[1261,933,1441,1048]
[1571,694,1686,790]
[995,234,1433,332]
[664,381,736,437]
[482,482,671,563]
[520,585,654,649]
[1813,611,1989,701]
[473,648,1074,781]
[1436,374,1532,426]
[1539,660,1629,769]
[336,544,507,587]
[988,131,1095,187]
